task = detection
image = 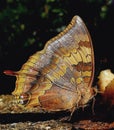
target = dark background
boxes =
[0,0,114,94]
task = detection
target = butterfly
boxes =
[4,15,95,117]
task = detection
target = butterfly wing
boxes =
[5,16,94,112]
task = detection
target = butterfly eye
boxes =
[19,93,31,105]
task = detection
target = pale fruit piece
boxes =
[98,69,114,106]
[102,79,114,106]
[98,69,114,92]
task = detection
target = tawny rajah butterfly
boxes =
[4,15,95,116]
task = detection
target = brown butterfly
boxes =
[4,15,95,117]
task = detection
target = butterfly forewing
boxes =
[5,16,94,113]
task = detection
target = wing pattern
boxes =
[5,16,94,113]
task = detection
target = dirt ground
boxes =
[0,95,114,129]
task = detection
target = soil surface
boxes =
[0,95,114,129]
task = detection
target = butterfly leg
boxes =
[66,106,77,121]
[58,106,77,121]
